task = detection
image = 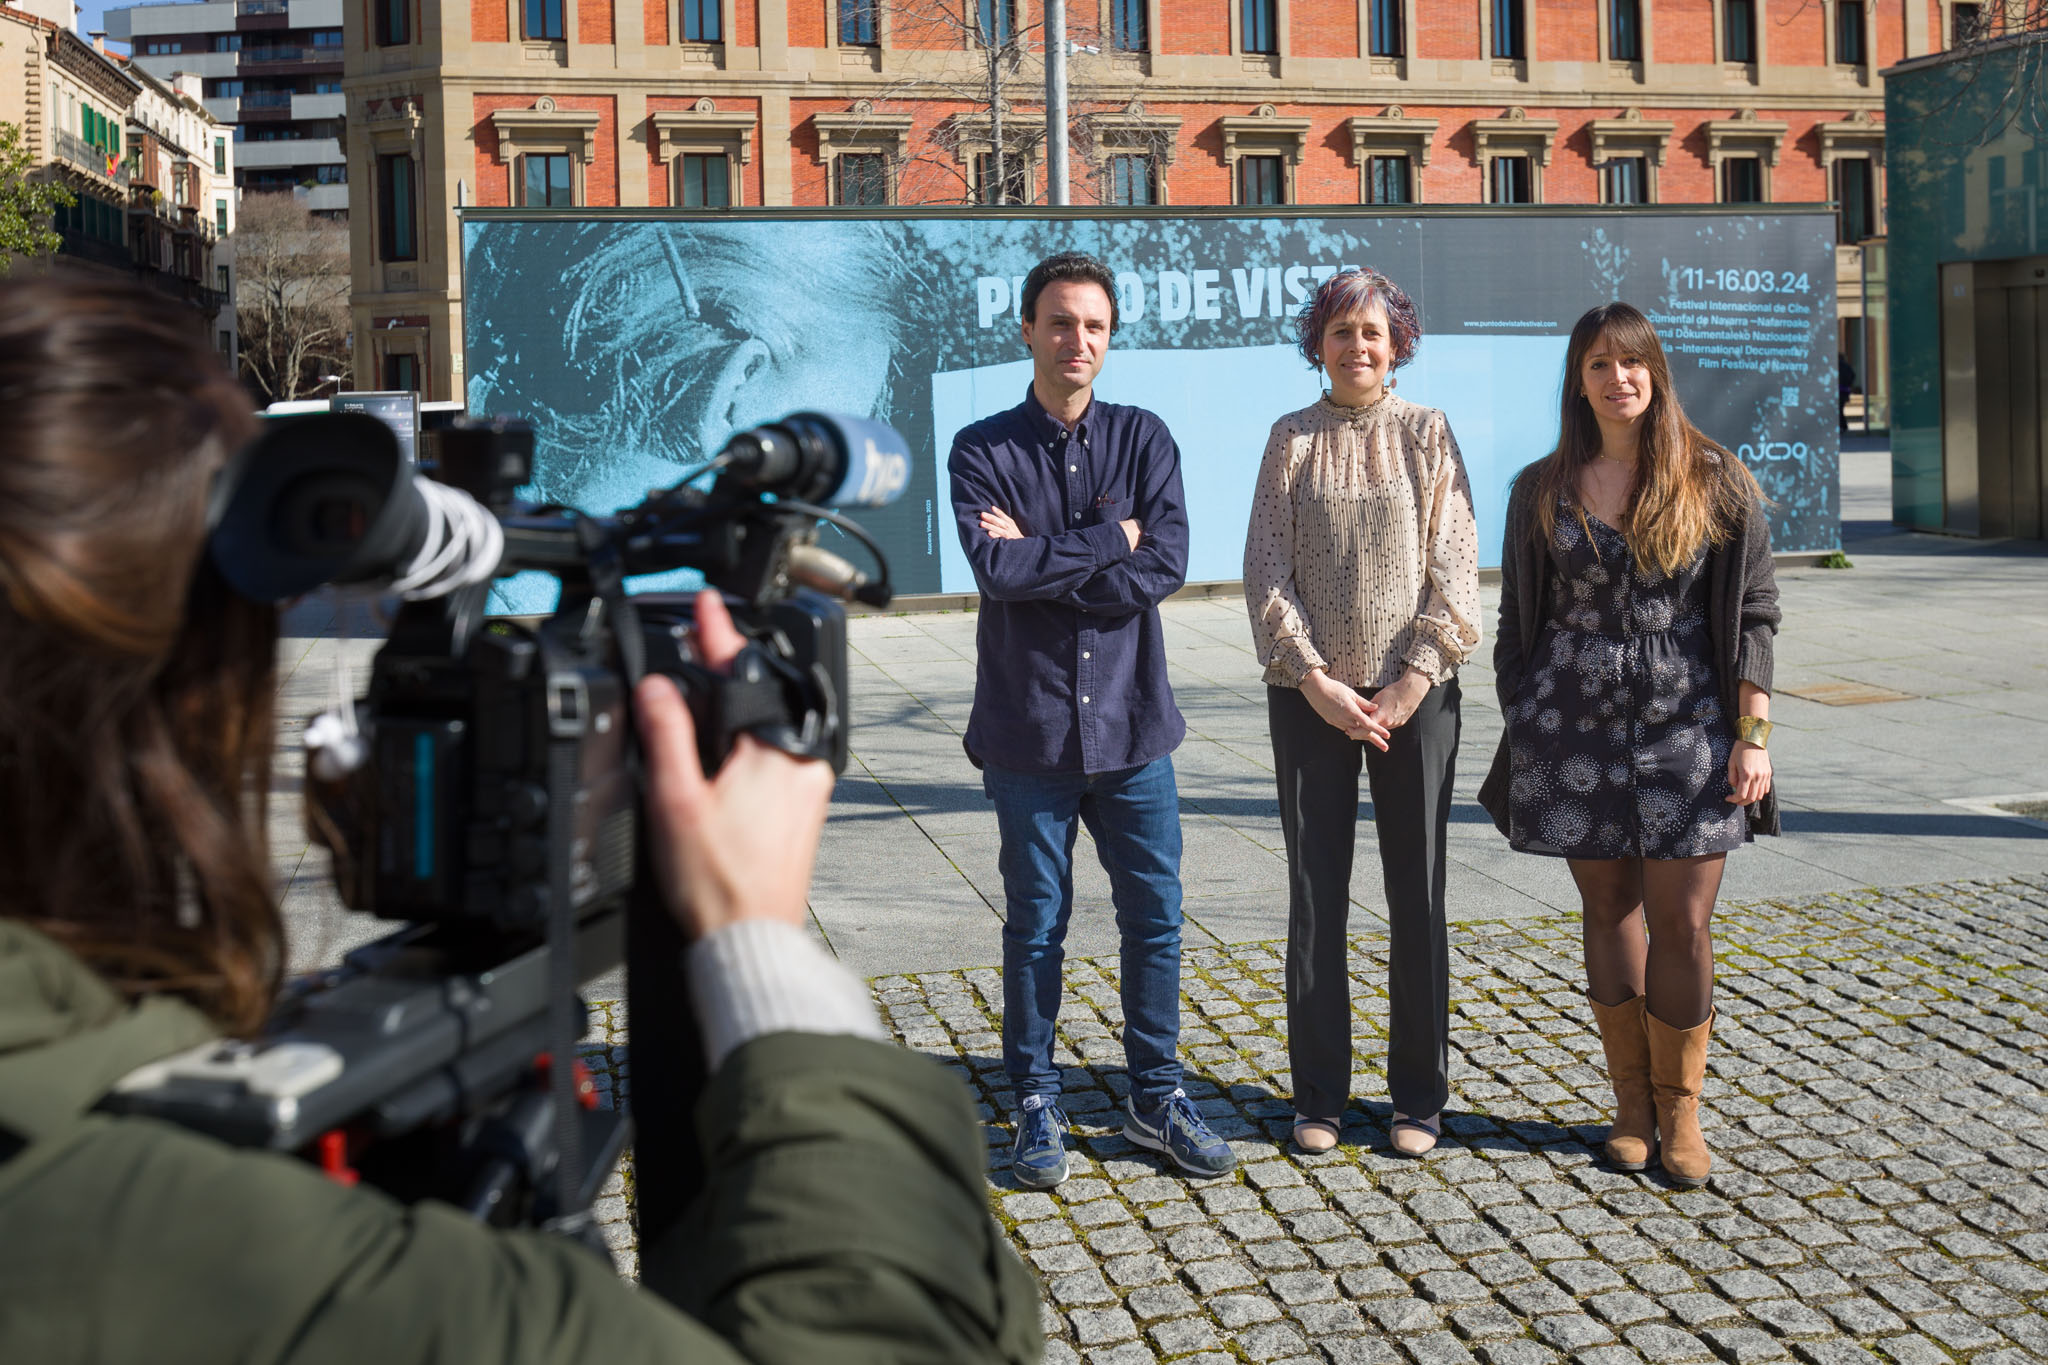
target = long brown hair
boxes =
[1528,302,1763,576]
[0,275,282,1035]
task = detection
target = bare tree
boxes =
[1905,6,2048,144]
[233,191,352,404]
[825,0,1161,206]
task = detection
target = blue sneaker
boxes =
[1124,1088,1237,1178]
[1011,1095,1071,1189]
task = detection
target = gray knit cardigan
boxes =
[1475,468,1784,840]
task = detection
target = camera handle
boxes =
[538,521,651,1245]
[620,659,834,1266]
[622,595,847,1267]
[670,644,825,774]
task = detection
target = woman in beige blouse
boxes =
[1242,268,1482,1157]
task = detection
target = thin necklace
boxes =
[1326,388,1386,411]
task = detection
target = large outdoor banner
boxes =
[461,207,1838,605]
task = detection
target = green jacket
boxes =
[0,921,1041,1363]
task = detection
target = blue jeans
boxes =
[983,756,1185,1111]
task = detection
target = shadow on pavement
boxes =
[1841,517,2048,557]
[1779,809,2048,840]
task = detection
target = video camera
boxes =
[104,408,906,1262]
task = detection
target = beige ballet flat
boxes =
[1389,1112,1441,1158]
[1292,1114,1341,1154]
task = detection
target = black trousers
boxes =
[1267,678,1460,1120]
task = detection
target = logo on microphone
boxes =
[856,436,910,505]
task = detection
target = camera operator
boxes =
[0,276,1040,1364]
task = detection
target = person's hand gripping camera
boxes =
[635,591,836,938]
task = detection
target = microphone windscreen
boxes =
[810,413,911,509]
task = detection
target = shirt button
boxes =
[1073,512,1081,521]
[1081,696,1091,704]
[1082,651,1092,659]
[1070,465,1078,473]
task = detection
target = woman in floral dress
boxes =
[1479,302,1781,1188]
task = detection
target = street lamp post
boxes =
[1045,0,1069,205]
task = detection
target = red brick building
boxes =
[346,0,1962,399]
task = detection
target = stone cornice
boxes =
[1471,108,1560,166]
[1815,108,1884,166]
[651,101,757,161]
[382,70,1883,118]
[1218,105,1313,164]
[492,100,603,162]
[811,101,914,159]
[1347,108,1437,166]
[48,29,138,107]
[1585,107,1676,166]
[944,107,1047,155]
[1085,102,1184,164]
[1702,109,1790,166]
[493,102,603,152]
[362,96,426,156]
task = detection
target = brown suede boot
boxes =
[1645,1009,1715,1188]
[1587,994,1657,1172]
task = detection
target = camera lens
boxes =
[310,496,368,545]
[280,474,382,557]
[209,413,431,602]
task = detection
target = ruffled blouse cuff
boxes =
[1403,636,1449,686]
[1270,633,1329,684]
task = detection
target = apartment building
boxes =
[345,0,1961,402]
[105,0,349,217]
[128,63,241,358]
[2,1,135,268]
[1,0,231,342]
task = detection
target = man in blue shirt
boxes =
[948,252,1236,1189]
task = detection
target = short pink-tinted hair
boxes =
[1294,268,1421,371]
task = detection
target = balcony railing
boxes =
[241,90,295,110]
[237,0,288,12]
[58,229,132,270]
[53,129,130,187]
[136,270,231,316]
[169,205,218,241]
[243,44,345,63]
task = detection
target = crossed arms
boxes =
[947,432,1190,616]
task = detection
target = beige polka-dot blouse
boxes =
[1242,392,1483,692]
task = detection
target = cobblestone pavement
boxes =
[579,875,2048,1362]
[866,874,2048,1365]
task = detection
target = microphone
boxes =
[787,544,891,608]
[716,412,911,509]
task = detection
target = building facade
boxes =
[127,64,241,360]
[2,1,232,343]
[3,1,136,273]
[105,0,349,217]
[345,0,1966,402]
[1884,35,2048,541]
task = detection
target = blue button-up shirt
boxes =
[948,385,1189,775]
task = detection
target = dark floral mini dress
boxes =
[1504,503,1747,860]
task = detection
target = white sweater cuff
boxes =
[685,919,886,1073]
